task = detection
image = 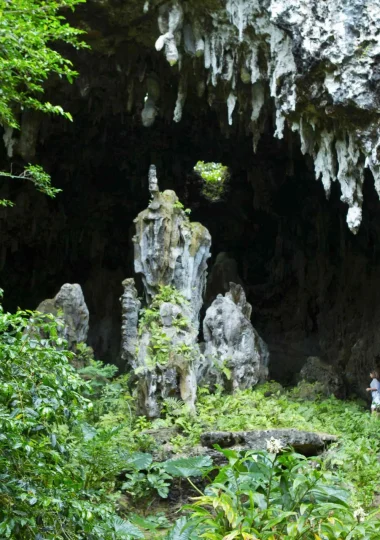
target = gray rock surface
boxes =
[200,428,337,457]
[134,164,211,328]
[122,166,211,417]
[201,283,269,390]
[149,0,380,233]
[299,356,345,398]
[135,298,199,418]
[37,283,89,350]
[120,278,141,369]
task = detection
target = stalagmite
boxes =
[134,165,211,327]
[120,278,140,369]
[121,167,269,417]
[201,283,269,391]
[121,166,210,416]
[37,284,89,350]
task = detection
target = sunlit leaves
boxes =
[194,160,229,201]
[0,0,87,128]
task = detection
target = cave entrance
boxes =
[1,83,380,391]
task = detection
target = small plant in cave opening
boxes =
[194,160,229,201]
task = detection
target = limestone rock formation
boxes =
[148,0,380,233]
[121,165,211,417]
[36,283,89,350]
[201,283,269,391]
[134,165,211,328]
[120,278,141,369]
[200,429,338,457]
[135,295,199,418]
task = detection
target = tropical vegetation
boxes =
[1,294,380,538]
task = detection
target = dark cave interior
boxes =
[2,36,380,396]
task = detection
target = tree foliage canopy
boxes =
[0,0,87,205]
[0,0,87,129]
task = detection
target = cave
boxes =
[1,0,380,398]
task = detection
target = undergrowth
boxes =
[1,296,380,538]
[146,384,380,508]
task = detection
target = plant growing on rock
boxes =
[136,285,195,371]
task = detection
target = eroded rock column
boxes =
[201,283,269,391]
[121,165,211,417]
[134,164,211,329]
[36,283,89,350]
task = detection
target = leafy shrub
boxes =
[121,453,212,502]
[0,299,142,539]
[169,446,379,539]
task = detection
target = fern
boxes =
[109,516,144,538]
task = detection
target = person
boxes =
[366,370,380,414]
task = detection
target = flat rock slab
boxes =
[200,429,337,457]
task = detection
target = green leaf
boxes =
[110,517,144,538]
[163,456,212,477]
[165,517,192,540]
[128,452,153,471]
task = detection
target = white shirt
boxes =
[370,378,380,403]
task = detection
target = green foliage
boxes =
[119,453,211,502]
[122,457,172,500]
[129,512,170,537]
[194,161,229,201]
[0,164,62,199]
[78,358,118,397]
[165,517,191,540]
[163,455,212,477]
[157,383,380,507]
[0,298,145,539]
[173,199,191,215]
[136,285,195,371]
[2,288,380,538]
[0,0,87,129]
[0,0,88,204]
[172,447,379,539]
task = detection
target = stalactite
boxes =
[227,92,236,126]
[173,73,187,123]
[149,0,380,233]
[3,127,15,158]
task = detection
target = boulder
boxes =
[200,283,269,391]
[200,428,338,457]
[37,283,89,350]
